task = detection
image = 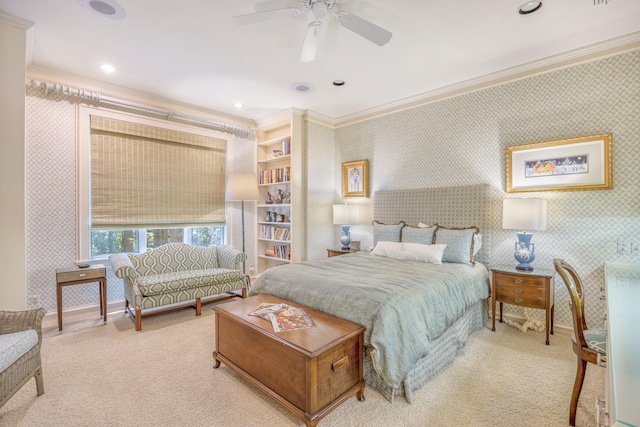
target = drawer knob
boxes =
[514,279,523,284]
[514,298,524,304]
[79,273,86,277]
[514,288,523,294]
[332,356,350,372]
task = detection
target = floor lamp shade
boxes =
[503,198,547,271]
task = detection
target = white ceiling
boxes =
[2,0,640,123]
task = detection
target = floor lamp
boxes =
[225,173,259,275]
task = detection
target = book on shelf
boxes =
[264,244,290,260]
[260,225,290,241]
[282,138,290,155]
[249,302,316,332]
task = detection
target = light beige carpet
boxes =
[0,304,603,426]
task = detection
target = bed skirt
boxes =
[363,299,486,403]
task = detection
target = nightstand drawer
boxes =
[494,273,547,289]
[495,291,547,309]
[494,280,546,298]
[56,267,106,283]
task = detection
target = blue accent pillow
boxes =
[372,221,405,247]
[434,226,479,265]
[401,224,437,245]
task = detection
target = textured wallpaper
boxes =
[331,50,640,330]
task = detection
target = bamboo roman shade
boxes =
[90,116,226,230]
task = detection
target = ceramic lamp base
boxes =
[340,225,351,250]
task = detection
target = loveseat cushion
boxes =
[0,329,38,373]
[134,268,245,296]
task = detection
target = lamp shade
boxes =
[225,173,259,201]
[502,198,547,231]
[333,204,360,225]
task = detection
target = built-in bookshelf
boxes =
[255,111,303,276]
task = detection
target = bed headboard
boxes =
[373,184,495,265]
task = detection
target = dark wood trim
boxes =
[125,293,244,331]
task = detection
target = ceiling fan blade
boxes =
[232,7,301,26]
[335,11,392,46]
[300,21,322,63]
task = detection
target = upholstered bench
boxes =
[110,243,247,331]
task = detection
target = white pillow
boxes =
[371,241,447,264]
[419,223,482,256]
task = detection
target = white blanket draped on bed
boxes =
[249,251,490,389]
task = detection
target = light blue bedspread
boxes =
[249,251,490,388]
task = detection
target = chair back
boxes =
[553,259,588,348]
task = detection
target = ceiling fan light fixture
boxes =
[518,1,543,14]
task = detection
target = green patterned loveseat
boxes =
[109,243,247,331]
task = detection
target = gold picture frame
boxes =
[506,133,612,193]
[342,159,369,198]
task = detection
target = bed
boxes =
[249,184,496,402]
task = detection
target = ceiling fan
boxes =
[232,0,392,62]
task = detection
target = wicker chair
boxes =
[553,259,607,426]
[0,308,46,408]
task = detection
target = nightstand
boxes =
[490,264,555,345]
[327,248,353,257]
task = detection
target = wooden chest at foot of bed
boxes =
[213,294,366,427]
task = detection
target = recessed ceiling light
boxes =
[78,0,127,20]
[518,1,543,14]
[333,80,345,86]
[290,82,315,93]
[233,102,244,109]
[100,64,116,73]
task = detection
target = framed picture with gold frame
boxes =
[506,133,612,193]
[342,159,369,198]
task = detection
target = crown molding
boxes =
[332,32,640,128]
[0,12,34,30]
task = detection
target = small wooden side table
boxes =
[56,264,107,331]
[327,248,354,257]
[490,264,555,345]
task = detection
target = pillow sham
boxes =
[401,224,437,245]
[371,241,447,264]
[434,226,479,265]
[419,222,482,255]
[372,220,405,247]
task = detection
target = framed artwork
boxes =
[342,159,369,198]
[506,133,612,193]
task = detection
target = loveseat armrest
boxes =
[109,253,138,280]
[0,308,46,344]
[215,244,247,270]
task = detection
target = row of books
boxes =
[261,226,290,241]
[264,245,290,260]
[259,167,291,184]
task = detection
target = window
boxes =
[90,226,224,257]
[78,107,230,260]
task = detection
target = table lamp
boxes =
[502,198,547,271]
[333,204,360,250]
